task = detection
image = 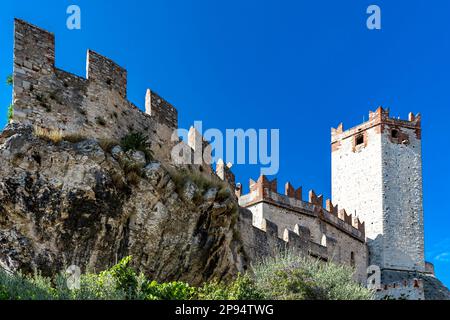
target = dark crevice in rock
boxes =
[0,123,244,286]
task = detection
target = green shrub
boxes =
[6,74,13,86]
[99,256,138,297]
[70,273,127,300]
[0,254,373,301]
[121,132,147,152]
[120,132,152,161]
[227,273,265,300]
[0,269,56,300]
[7,104,14,122]
[0,257,146,300]
[145,281,196,300]
[198,274,264,300]
[196,281,229,300]
[253,251,373,300]
[5,75,14,122]
[262,267,324,300]
[65,256,148,300]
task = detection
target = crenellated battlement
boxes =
[332,107,425,274]
[216,159,236,188]
[12,19,178,158]
[145,89,178,129]
[258,217,328,259]
[331,106,421,145]
[238,204,367,282]
[6,19,442,298]
[238,175,365,241]
[86,50,127,98]
[238,208,328,262]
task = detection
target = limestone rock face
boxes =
[0,123,244,285]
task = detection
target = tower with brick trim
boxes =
[11,18,449,298]
[331,107,425,277]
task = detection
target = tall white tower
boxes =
[331,107,424,276]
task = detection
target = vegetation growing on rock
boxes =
[120,131,152,161]
[0,123,242,286]
[6,74,12,86]
[0,253,373,300]
[5,75,13,122]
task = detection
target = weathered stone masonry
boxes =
[331,107,427,298]
[8,19,449,299]
[331,107,424,274]
[238,175,368,283]
[12,19,177,161]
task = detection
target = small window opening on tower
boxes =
[350,252,355,267]
[391,129,399,139]
[355,134,364,146]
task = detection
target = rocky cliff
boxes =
[0,123,245,285]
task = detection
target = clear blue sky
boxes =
[1,0,449,287]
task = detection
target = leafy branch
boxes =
[5,74,14,123]
[6,74,13,86]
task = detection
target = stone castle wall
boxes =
[331,107,424,273]
[12,19,177,161]
[375,278,424,300]
[11,18,442,297]
[380,115,424,272]
[238,175,368,283]
[238,207,327,261]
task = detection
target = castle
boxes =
[236,107,431,300]
[9,19,449,299]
